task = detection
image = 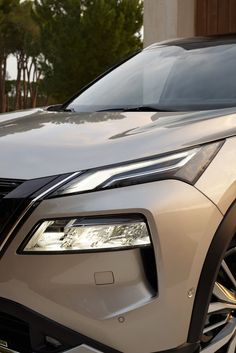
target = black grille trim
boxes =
[0,297,121,353]
[0,312,31,352]
[0,178,24,199]
[0,174,80,259]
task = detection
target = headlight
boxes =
[20,216,151,253]
[51,141,223,197]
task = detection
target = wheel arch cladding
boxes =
[187,199,236,343]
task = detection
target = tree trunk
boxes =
[15,57,22,111]
[30,60,41,108]
[31,85,38,108]
[5,92,9,112]
[0,56,7,113]
[23,63,27,109]
[27,59,33,106]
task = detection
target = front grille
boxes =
[0,179,23,199]
[0,311,69,353]
[0,297,120,353]
[0,179,25,240]
[0,312,31,352]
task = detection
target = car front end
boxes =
[1,34,236,353]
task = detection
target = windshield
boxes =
[67,43,236,112]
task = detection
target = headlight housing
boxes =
[51,141,223,197]
[19,142,223,254]
[19,216,151,253]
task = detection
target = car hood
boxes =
[1,107,236,179]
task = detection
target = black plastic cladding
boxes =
[0,298,121,353]
[187,200,236,343]
[0,174,70,255]
[0,179,23,199]
[3,166,234,351]
[0,176,159,352]
[0,299,200,353]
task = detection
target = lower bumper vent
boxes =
[0,298,121,353]
[0,312,31,352]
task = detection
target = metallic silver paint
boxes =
[0,172,80,252]
[1,108,236,179]
[2,36,236,353]
[0,180,222,352]
[66,345,103,353]
[196,136,236,214]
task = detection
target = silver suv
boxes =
[1,34,236,353]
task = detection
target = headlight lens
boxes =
[51,141,223,197]
[20,216,151,253]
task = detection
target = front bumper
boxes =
[0,298,199,353]
[0,180,222,353]
[0,297,119,353]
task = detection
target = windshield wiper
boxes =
[96,106,172,112]
[124,106,171,112]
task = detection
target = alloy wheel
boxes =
[201,244,236,353]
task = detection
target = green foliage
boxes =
[13,1,40,57]
[0,0,20,111]
[34,0,143,102]
[0,0,143,110]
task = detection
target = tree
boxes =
[34,0,143,102]
[13,0,42,110]
[0,0,143,111]
[0,0,43,111]
[0,0,21,112]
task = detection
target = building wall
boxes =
[144,0,236,47]
[196,0,236,35]
[144,0,195,47]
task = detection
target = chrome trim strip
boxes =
[103,150,197,188]
[65,344,103,353]
[0,172,80,252]
[60,149,199,195]
[0,346,19,353]
[33,172,81,202]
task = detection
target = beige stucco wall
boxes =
[144,0,196,47]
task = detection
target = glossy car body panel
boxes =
[0,108,236,179]
[196,136,236,214]
[1,34,236,353]
[0,180,222,352]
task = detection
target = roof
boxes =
[145,33,236,50]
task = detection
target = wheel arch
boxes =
[187,199,236,343]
